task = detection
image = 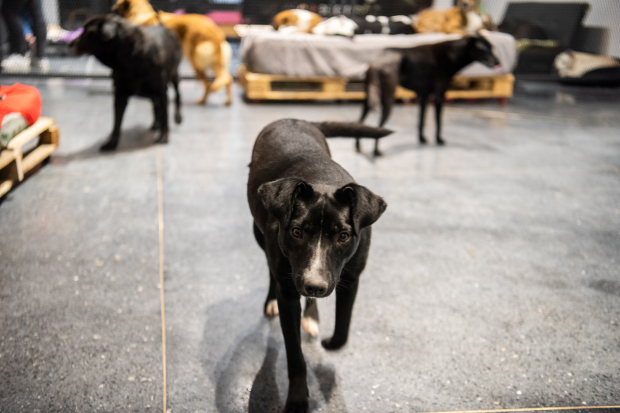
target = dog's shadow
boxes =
[205,292,348,413]
[52,126,159,165]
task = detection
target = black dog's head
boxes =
[258,178,386,298]
[69,14,133,57]
[467,34,500,69]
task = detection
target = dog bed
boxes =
[240,31,517,80]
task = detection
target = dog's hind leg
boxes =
[374,70,397,156]
[172,75,182,124]
[418,94,429,144]
[189,52,211,105]
[302,298,319,337]
[254,223,279,317]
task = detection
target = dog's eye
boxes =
[291,228,302,238]
[338,232,350,242]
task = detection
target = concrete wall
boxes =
[430,0,620,57]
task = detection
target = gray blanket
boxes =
[241,32,517,80]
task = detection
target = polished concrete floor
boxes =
[0,78,619,413]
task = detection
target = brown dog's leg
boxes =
[302,298,319,336]
[192,64,211,105]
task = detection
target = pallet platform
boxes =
[0,117,59,198]
[238,65,514,102]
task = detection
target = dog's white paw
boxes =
[265,299,279,317]
[301,317,319,337]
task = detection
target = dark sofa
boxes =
[498,2,592,77]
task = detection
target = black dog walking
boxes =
[248,119,390,412]
[70,14,182,151]
[359,35,500,153]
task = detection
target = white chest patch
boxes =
[293,9,314,32]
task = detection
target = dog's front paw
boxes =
[436,137,445,146]
[301,316,319,337]
[264,299,279,317]
[154,132,169,144]
[419,135,427,144]
[321,336,346,351]
[100,139,118,152]
[283,399,309,413]
[373,149,383,157]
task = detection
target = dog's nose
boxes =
[304,280,328,297]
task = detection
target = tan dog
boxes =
[113,0,232,105]
[415,0,485,35]
[272,9,323,33]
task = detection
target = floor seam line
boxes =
[157,147,167,413]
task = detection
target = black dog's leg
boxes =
[253,223,279,317]
[374,70,397,156]
[264,274,279,316]
[154,89,169,144]
[172,75,182,124]
[150,97,160,131]
[435,94,445,145]
[418,94,429,144]
[321,277,359,350]
[101,92,129,151]
[302,298,319,337]
[277,286,309,413]
[357,69,373,154]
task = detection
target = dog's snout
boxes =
[304,280,328,297]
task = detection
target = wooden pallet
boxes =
[0,117,59,198]
[238,65,514,101]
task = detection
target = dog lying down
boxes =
[70,14,182,151]
[248,119,390,412]
[360,34,500,154]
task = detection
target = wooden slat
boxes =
[239,65,515,101]
[7,117,54,150]
[21,144,56,173]
[0,149,16,170]
[0,180,13,197]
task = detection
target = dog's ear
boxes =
[101,20,118,41]
[335,183,387,233]
[258,178,313,223]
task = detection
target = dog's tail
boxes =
[312,122,393,139]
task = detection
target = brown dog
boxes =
[415,0,484,35]
[113,0,233,105]
[272,9,323,33]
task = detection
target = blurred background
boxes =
[1,0,619,82]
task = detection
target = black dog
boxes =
[70,14,182,151]
[248,119,390,412]
[359,35,500,153]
